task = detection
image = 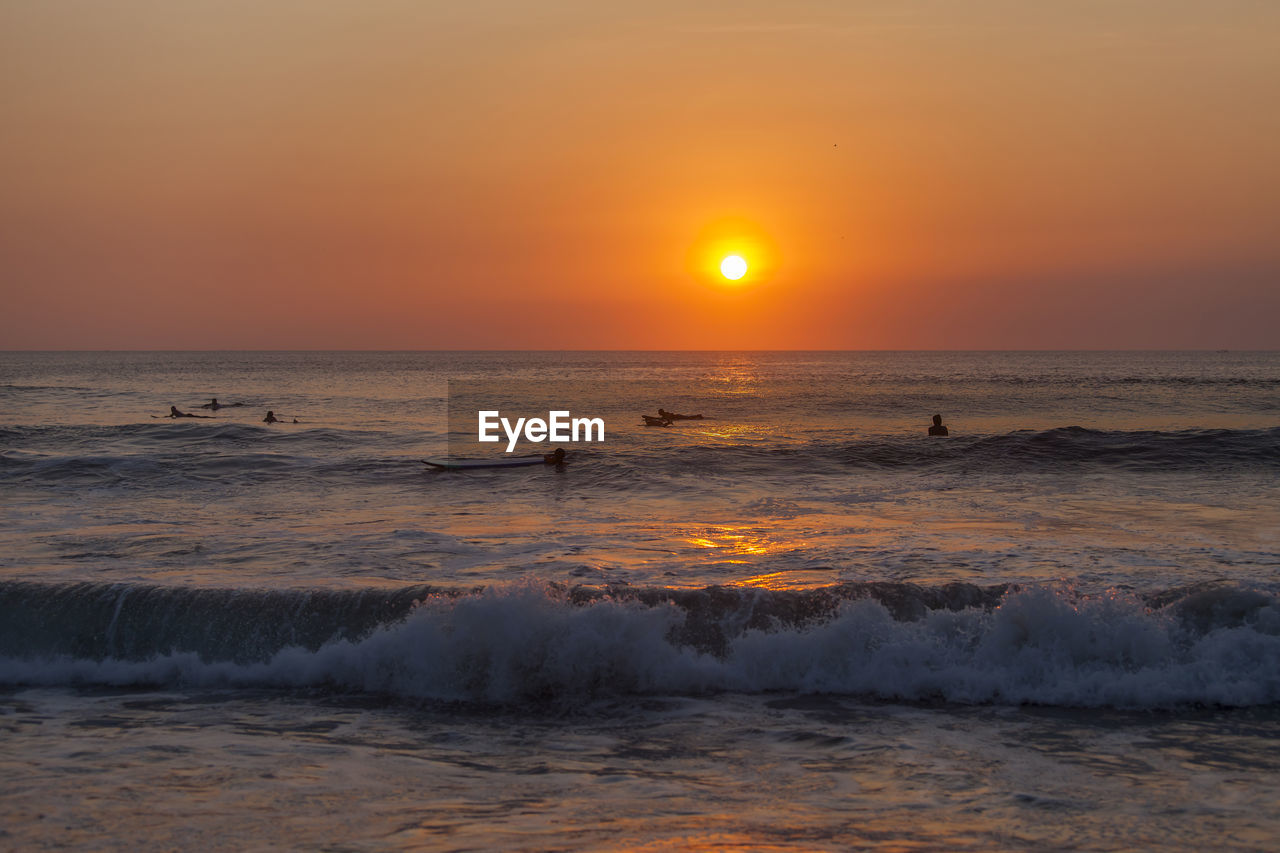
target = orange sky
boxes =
[2,0,1277,349]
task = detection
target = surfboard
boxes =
[421,457,548,469]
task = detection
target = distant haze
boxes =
[2,1,1277,350]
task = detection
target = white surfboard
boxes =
[421,456,548,470]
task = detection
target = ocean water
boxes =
[2,350,1279,850]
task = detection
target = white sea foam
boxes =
[3,583,1277,708]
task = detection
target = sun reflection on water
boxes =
[682,524,810,571]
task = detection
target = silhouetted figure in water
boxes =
[928,414,949,436]
[263,411,279,424]
[658,408,704,420]
[200,398,244,410]
[543,447,566,464]
[158,406,211,419]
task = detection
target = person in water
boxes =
[928,414,949,436]
[543,447,566,464]
[658,408,703,420]
[163,406,211,419]
[263,411,279,424]
[200,398,244,410]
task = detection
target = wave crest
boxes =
[2,580,1277,708]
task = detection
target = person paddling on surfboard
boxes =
[159,406,212,419]
[200,398,245,410]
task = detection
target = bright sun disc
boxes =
[720,255,748,280]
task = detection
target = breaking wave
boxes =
[2,580,1277,709]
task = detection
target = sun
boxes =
[720,255,748,281]
[687,217,776,287]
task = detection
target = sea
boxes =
[2,350,1278,851]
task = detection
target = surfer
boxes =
[928,414,949,436]
[160,406,211,419]
[658,408,703,420]
[543,447,566,465]
[200,398,244,410]
[263,411,279,424]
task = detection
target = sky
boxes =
[2,0,1277,350]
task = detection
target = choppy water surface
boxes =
[2,351,1278,850]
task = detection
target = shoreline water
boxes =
[4,686,1279,851]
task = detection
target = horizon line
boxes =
[2,348,1274,355]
